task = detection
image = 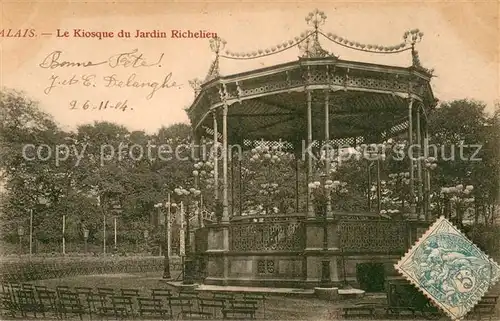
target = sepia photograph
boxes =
[0,1,499,320]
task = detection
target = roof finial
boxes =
[189,78,203,97]
[204,37,227,82]
[210,36,226,55]
[301,9,330,58]
[403,29,431,73]
[305,9,327,33]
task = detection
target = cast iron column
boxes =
[307,90,314,218]
[324,90,332,218]
[183,201,193,284]
[213,111,219,205]
[163,194,171,279]
[424,117,431,220]
[408,98,416,215]
[222,103,229,222]
[416,105,423,220]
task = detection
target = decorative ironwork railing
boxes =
[339,220,407,253]
[230,220,305,252]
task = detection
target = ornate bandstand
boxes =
[187,9,437,289]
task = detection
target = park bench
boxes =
[168,296,195,319]
[342,304,378,319]
[97,287,115,296]
[481,295,498,305]
[150,288,173,316]
[111,295,135,319]
[9,283,21,309]
[120,288,141,307]
[34,284,48,292]
[176,297,215,320]
[121,288,140,297]
[243,293,267,318]
[2,284,19,312]
[1,286,17,318]
[471,303,496,320]
[179,290,199,299]
[384,305,416,319]
[56,285,70,294]
[138,297,170,319]
[75,286,93,302]
[36,288,58,318]
[86,292,115,319]
[466,296,498,321]
[58,291,85,320]
[75,286,93,294]
[198,297,225,318]
[213,291,235,301]
[151,288,172,298]
[21,283,35,291]
[222,298,258,319]
[17,288,46,318]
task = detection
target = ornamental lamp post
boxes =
[440,184,473,227]
[111,203,122,253]
[143,229,149,251]
[162,196,174,280]
[329,179,349,288]
[440,187,454,219]
[174,186,201,285]
[83,228,89,253]
[154,202,163,255]
[423,156,437,219]
[358,143,386,213]
[319,174,331,287]
[193,170,204,228]
[62,213,66,255]
[17,226,24,255]
[364,144,386,215]
[31,196,49,256]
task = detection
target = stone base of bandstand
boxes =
[161,280,198,291]
[314,287,339,300]
[203,218,350,290]
[201,215,430,293]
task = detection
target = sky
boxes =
[0,1,498,134]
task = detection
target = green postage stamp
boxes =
[395,216,500,320]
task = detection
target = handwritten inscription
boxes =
[44,73,176,100]
[39,49,180,105]
[107,50,163,68]
[103,73,176,99]
[69,100,130,111]
[39,49,163,69]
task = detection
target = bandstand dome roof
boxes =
[187,9,437,148]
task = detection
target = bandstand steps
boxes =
[338,288,365,300]
[165,282,316,298]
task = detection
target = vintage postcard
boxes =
[0,1,499,320]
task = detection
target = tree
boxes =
[428,99,499,225]
[0,89,64,242]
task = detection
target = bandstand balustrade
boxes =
[229,215,305,253]
[338,220,408,254]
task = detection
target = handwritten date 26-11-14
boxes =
[69,100,131,111]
